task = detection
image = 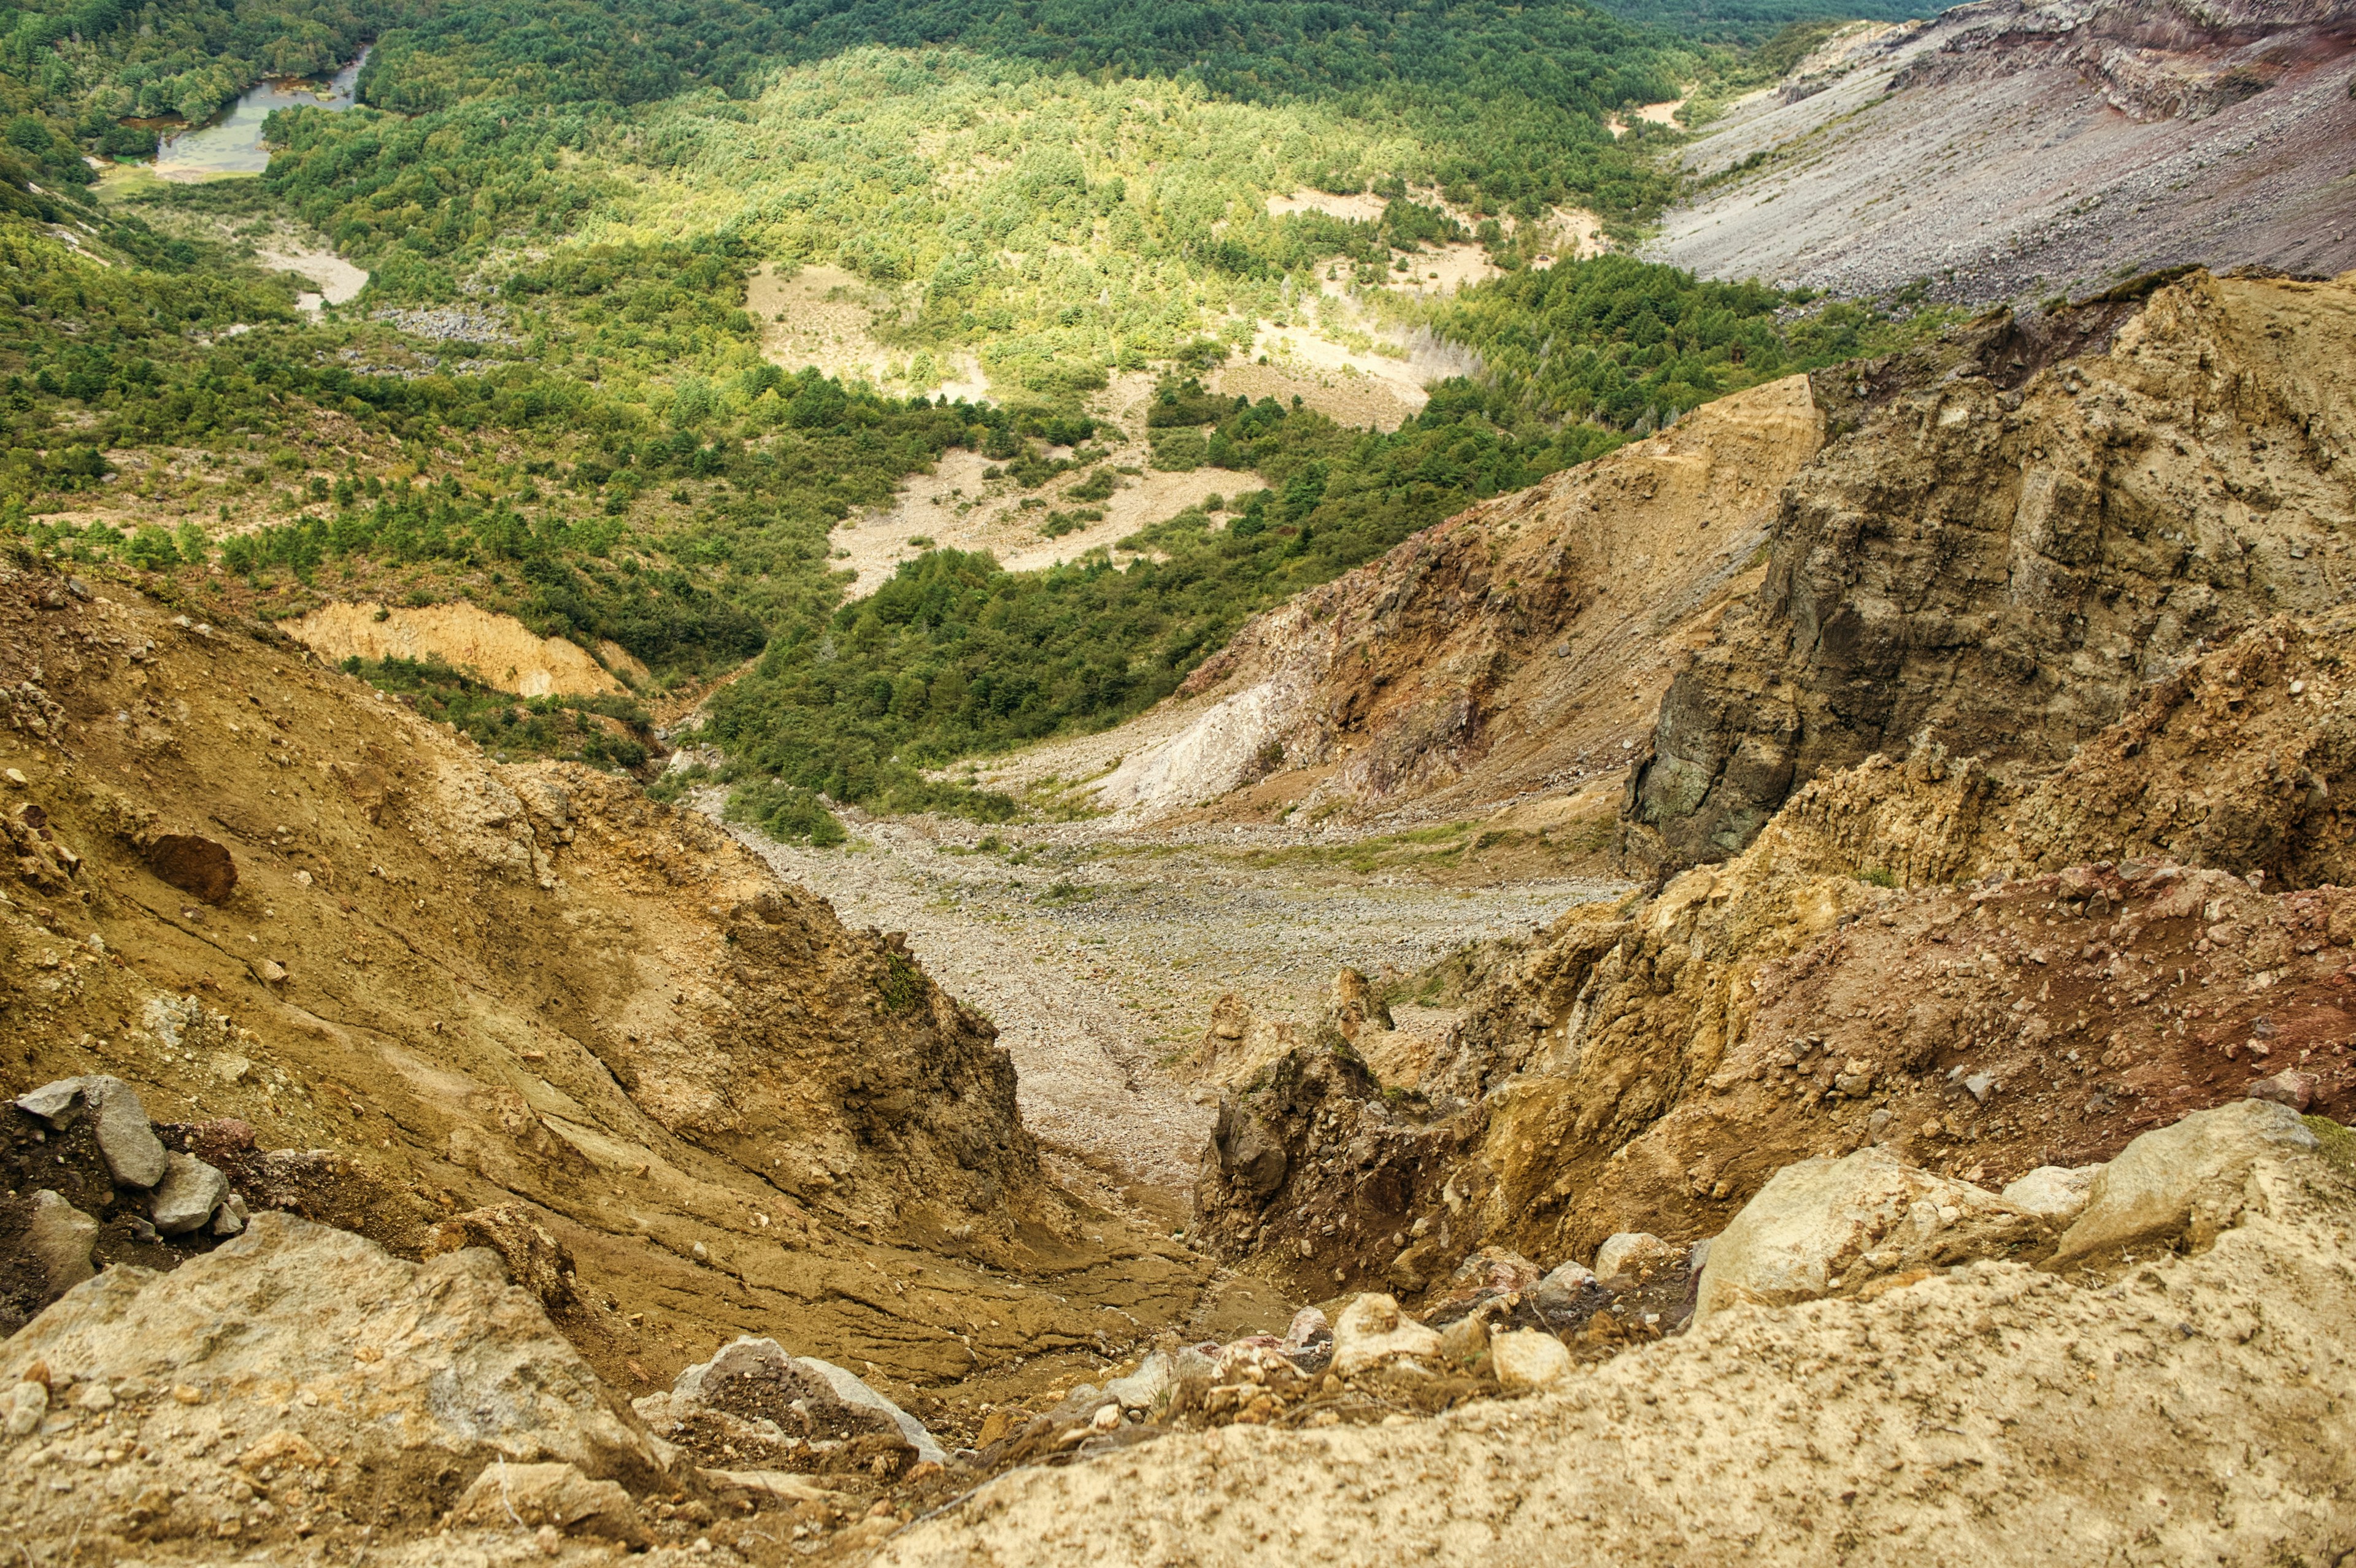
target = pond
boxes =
[145,48,368,180]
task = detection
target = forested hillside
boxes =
[0,0,1939,830]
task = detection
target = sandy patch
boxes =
[1636,97,1688,127]
[747,261,987,399]
[1265,189,1388,223]
[287,601,628,697]
[254,240,368,311]
[836,444,1239,599]
[1530,206,1608,267]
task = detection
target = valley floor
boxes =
[710,797,1621,1199]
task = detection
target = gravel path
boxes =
[703,796,1622,1195]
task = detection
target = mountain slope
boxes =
[0,563,1206,1401]
[1653,0,2356,301]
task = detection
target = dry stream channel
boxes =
[707,800,1618,1210]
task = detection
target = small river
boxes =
[145,48,368,180]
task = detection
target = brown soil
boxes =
[0,564,1215,1420]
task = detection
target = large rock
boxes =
[1696,1148,2046,1322]
[0,1210,664,1553]
[20,1191,96,1299]
[144,832,237,903]
[1331,1293,1442,1377]
[147,1151,229,1236]
[447,1460,648,1545]
[2054,1099,2320,1263]
[657,1336,947,1465]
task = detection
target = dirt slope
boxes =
[1653,0,2356,302]
[0,564,1207,1403]
[1630,267,2356,875]
[1063,374,1821,828]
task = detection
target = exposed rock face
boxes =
[1087,375,1823,823]
[1630,271,2356,874]
[1653,1,2356,301]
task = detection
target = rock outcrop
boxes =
[1630,269,2356,874]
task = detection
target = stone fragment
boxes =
[4,1380,46,1437]
[2247,1071,2319,1112]
[1593,1232,1681,1285]
[145,834,237,904]
[1428,1245,1542,1313]
[1533,1259,1607,1326]
[423,1204,576,1308]
[1104,1347,1215,1416]
[1282,1306,1330,1349]
[210,1193,249,1237]
[148,1152,229,1236]
[21,1191,97,1300]
[13,1078,86,1128]
[667,1337,946,1465]
[2055,1099,2320,1263]
[82,1078,167,1189]
[1331,1293,1442,1377]
[1490,1329,1574,1393]
[237,1429,328,1471]
[2001,1164,2103,1220]
[1696,1148,2044,1323]
[448,1460,648,1545]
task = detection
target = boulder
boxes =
[1593,1232,1682,1285]
[1428,1245,1542,1314]
[2001,1164,2103,1220]
[1282,1306,1330,1349]
[664,1337,945,1465]
[0,1213,665,1529]
[2054,1099,2320,1263]
[1331,1293,1442,1377]
[448,1460,647,1545]
[1695,1148,2045,1323]
[147,1152,229,1236]
[20,1191,96,1300]
[1490,1329,1574,1393]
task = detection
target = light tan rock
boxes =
[2054,1098,2320,1262]
[447,1459,647,1544]
[0,1210,666,1550]
[1592,1231,1680,1285]
[1331,1293,1441,1376]
[20,1191,96,1300]
[1695,1147,2044,1322]
[1489,1329,1573,1393]
[2001,1164,2103,1220]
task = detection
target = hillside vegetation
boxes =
[2,0,1939,826]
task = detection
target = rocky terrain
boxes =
[1652,0,2356,302]
[3,267,2355,1567]
[1630,266,2356,872]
